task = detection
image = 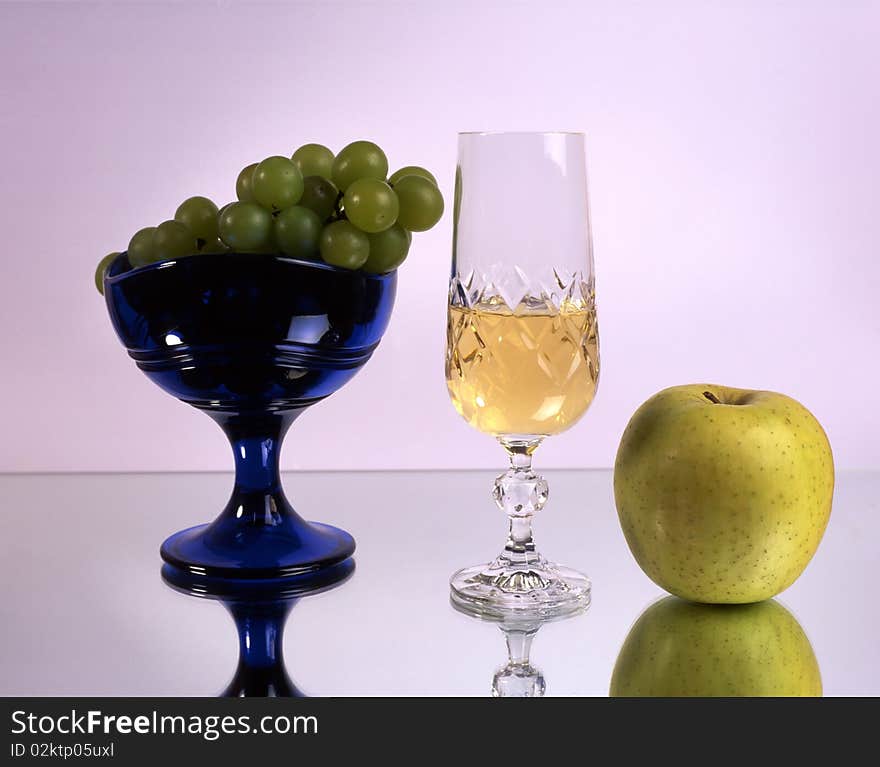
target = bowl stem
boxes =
[214,411,298,516]
[159,408,356,578]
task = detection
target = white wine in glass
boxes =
[446,131,600,618]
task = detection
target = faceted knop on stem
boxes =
[493,468,549,517]
[492,663,546,697]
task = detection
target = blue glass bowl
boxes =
[105,251,396,579]
[162,559,355,697]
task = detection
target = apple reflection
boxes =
[452,599,588,697]
[162,559,354,697]
[610,596,822,697]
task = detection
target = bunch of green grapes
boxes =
[94,140,443,294]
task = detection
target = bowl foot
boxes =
[160,520,355,580]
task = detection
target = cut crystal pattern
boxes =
[445,269,600,437]
[449,267,595,312]
[493,469,549,516]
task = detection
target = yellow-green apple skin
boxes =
[609,596,822,696]
[614,384,833,603]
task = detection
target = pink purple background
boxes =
[0,1,877,472]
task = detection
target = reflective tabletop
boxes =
[1,470,876,696]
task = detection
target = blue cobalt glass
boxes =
[105,252,396,579]
[162,559,354,697]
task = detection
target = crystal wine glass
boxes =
[446,131,599,618]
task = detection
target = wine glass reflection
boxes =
[452,596,589,697]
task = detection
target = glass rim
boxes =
[457,130,585,137]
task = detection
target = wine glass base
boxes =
[160,520,355,580]
[450,558,591,621]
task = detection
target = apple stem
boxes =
[703,390,721,404]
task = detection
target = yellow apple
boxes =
[610,596,822,696]
[614,384,833,603]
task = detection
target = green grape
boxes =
[128,226,157,267]
[94,252,119,295]
[200,238,229,254]
[256,238,278,254]
[251,229,278,254]
[394,175,444,231]
[274,206,322,259]
[319,220,370,270]
[292,143,335,179]
[299,176,338,220]
[252,156,304,212]
[363,225,410,274]
[175,196,219,244]
[388,165,438,186]
[343,178,399,233]
[331,140,388,191]
[218,202,273,251]
[236,163,258,202]
[153,220,198,261]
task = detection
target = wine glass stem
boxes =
[494,438,548,562]
[504,627,538,665]
[507,517,535,552]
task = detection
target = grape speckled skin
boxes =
[610,597,822,697]
[613,384,834,603]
